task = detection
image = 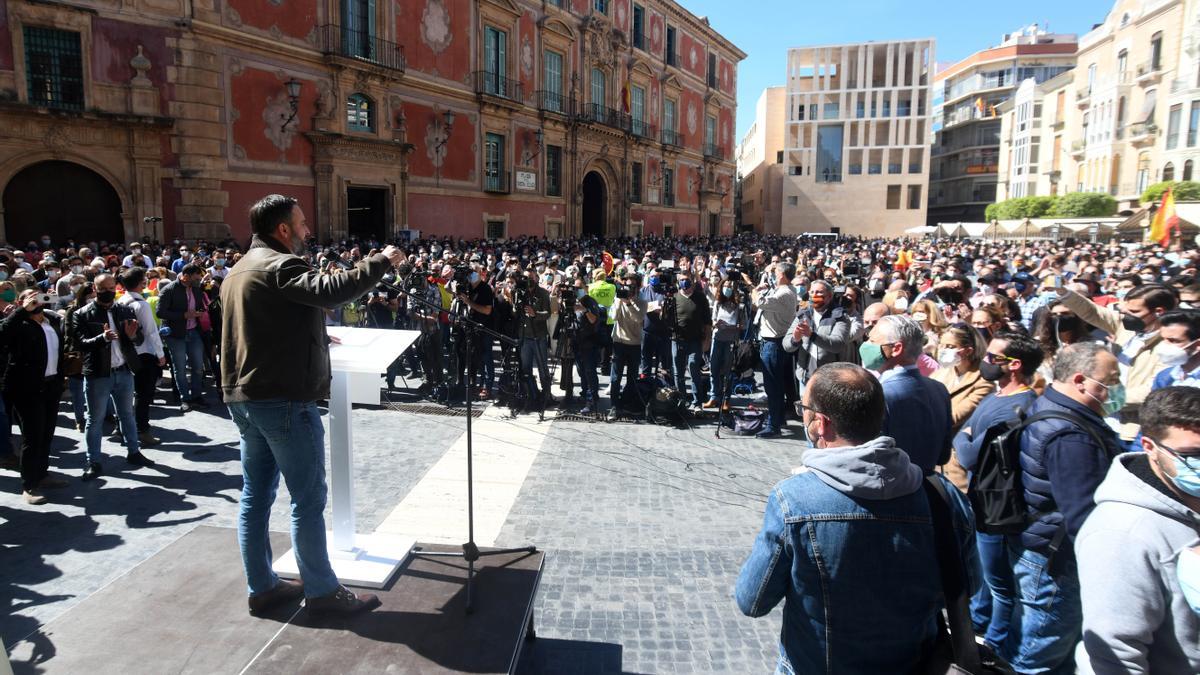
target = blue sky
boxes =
[683,0,1111,140]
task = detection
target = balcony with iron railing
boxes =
[534,90,570,115]
[1070,139,1087,158]
[631,119,657,141]
[1128,121,1158,146]
[704,143,724,161]
[483,168,510,194]
[1136,61,1163,86]
[661,128,683,147]
[579,103,630,132]
[473,71,524,106]
[316,25,406,73]
[661,189,676,207]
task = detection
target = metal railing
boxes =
[535,90,569,114]
[703,143,724,160]
[473,71,524,103]
[661,129,683,147]
[579,103,630,132]
[1128,121,1158,139]
[1136,61,1163,80]
[483,168,510,193]
[631,119,657,140]
[317,25,406,72]
[662,190,675,207]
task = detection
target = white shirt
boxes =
[757,285,798,338]
[122,254,153,268]
[40,320,59,377]
[106,308,126,369]
[117,290,164,359]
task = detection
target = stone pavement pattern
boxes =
[1,383,798,673]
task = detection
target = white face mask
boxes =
[1155,340,1197,368]
[937,347,962,367]
[893,296,909,312]
[912,311,928,322]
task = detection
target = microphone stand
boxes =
[330,259,536,613]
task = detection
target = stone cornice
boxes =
[305,130,413,163]
[0,100,174,129]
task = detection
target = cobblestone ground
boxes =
[1,374,801,673]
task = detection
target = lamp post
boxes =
[434,109,456,188]
[280,77,302,132]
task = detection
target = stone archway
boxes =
[2,160,124,246]
[581,171,606,237]
[578,156,621,237]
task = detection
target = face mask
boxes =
[1121,313,1147,333]
[1157,445,1200,497]
[1116,288,1131,300]
[937,347,961,367]
[71,265,84,275]
[893,296,909,312]
[1156,341,1197,367]
[1140,275,1156,284]
[1053,315,1082,334]
[575,288,586,299]
[47,270,60,280]
[96,290,117,304]
[650,276,661,288]
[679,280,692,291]
[0,272,7,282]
[468,272,480,284]
[859,342,888,371]
[1179,548,1200,615]
[41,239,51,247]
[979,360,1005,382]
[0,289,15,303]
[722,287,733,298]
[215,259,226,267]
[1085,377,1125,417]
[912,311,928,323]
[28,305,44,315]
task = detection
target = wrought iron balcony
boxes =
[704,143,724,161]
[630,119,657,141]
[316,25,406,73]
[661,129,683,147]
[1135,61,1163,86]
[473,71,524,105]
[483,168,510,194]
[579,103,630,132]
[1128,121,1157,146]
[534,90,569,115]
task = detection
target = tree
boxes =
[993,196,1057,220]
[985,202,999,222]
[1050,192,1117,217]
[1141,180,1200,204]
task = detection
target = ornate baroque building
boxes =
[0,0,743,246]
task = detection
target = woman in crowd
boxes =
[930,323,993,492]
[910,298,950,356]
[702,277,746,413]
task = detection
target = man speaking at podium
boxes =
[221,194,405,617]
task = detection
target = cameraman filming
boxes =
[673,270,712,408]
[610,271,646,410]
[454,263,495,400]
[513,268,554,406]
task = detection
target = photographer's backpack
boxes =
[968,408,1110,534]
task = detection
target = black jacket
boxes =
[157,279,208,337]
[0,308,65,394]
[219,235,391,402]
[69,301,144,377]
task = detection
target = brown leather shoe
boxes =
[247,579,304,615]
[304,585,381,616]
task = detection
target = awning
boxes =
[1140,88,1157,123]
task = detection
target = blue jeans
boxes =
[84,369,139,463]
[709,340,734,404]
[519,336,551,398]
[970,531,1017,651]
[759,340,788,433]
[227,399,339,598]
[575,342,599,403]
[166,329,206,401]
[672,339,706,405]
[610,342,640,407]
[68,376,86,425]
[640,331,673,378]
[1004,540,1082,674]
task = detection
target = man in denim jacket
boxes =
[736,362,978,674]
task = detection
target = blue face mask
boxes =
[650,276,661,288]
[721,287,733,298]
[679,279,692,291]
[575,288,586,299]
[468,272,480,284]
[1155,442,1200,497]
[1179,548,1200,615]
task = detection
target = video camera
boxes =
[654,266,679,295]
[726,253,756,282]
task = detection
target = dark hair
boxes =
[994,331,1044,377]
[1116,273,1144,288]
[777,262,797,281]
[1126,283,1178,312]
[807,363,885,444]
[181,263,203,277]
[120,266,146,290]
[249,194,299,238]
[1159,309,1200,341]
[1140,386,1200,442]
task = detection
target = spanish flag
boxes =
[1148,187,1179,247]
[602,251,615,275]
[974,97,985,115]
[621,78,632,114]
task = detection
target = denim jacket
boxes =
[735,436,979,675]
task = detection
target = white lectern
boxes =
[272,326,422,588]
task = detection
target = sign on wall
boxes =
[515,170,537,191]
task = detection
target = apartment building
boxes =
[736,86,786,234]
[927,25,1076,225]
[779,39,935,237]
[0,0,743,246]
[996,72,1080,200]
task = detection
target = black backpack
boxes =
[968,408,1111,535]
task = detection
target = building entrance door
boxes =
[581,171,606,237]
[347,187,387,242]
[3,161,123,246]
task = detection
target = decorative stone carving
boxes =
[686,101,697,135]
[262,92,297,152]
[314,82,334,119]
[43,126,70,157]
[130,46,152,85]
[424,116,449,169]
[421,0,453,54]
[520,35,534,79]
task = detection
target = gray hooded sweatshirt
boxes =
[1075,453,1200,675]
[801,436,925,500]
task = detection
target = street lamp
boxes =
[434,109,456,187]
[525,128,544,164]
[281,77,302,131]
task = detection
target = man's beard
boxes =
[289,232,306,256]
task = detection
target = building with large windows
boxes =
[0,0,743,246]
[927,25,1076,225]
[995,72,1079,201]
[776,39,934,237]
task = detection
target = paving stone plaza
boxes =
[1,377,800,673]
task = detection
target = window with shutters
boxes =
[543,50,563,112]
[346,93,374,132]
[546,145,562,197]
[23,27,83,110]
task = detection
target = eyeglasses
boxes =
[795,401,826,418]
[1150,439,1200,472]
[983,352,1016,365]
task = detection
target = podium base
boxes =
[272,532,416,589]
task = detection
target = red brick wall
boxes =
[396,0,472,83]
[229,66,317,166]
[222,181,314,244]
[401,101,475,182]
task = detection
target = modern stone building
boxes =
[995,71,1079,201]
[0,0,743,247]
[776,39,935,238]
[927,25,1076,225]
[735,85,785,235]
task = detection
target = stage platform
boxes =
[7,526,543,674]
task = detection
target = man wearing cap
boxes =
[171,246,191,275]
[1012,271,1052,331]
[122,243,153,269]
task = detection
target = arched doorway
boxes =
[581,171,606,237]
[3,161,123,246]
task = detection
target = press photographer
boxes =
[672,270,712,408]
[513,268,553,406]
[640,266,675,379]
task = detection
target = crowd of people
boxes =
[2,208,1199,669]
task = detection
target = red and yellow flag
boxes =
[601,251,615,275]
[621,79,632,114]
[1148,187,1179,247]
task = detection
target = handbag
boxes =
[197,292,213,333]
[733,408,766,436]
[61,350,83,377]
[916,476,1015,675]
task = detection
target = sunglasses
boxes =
[1150,439,1200,472]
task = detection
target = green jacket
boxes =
[219,235,390,402]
